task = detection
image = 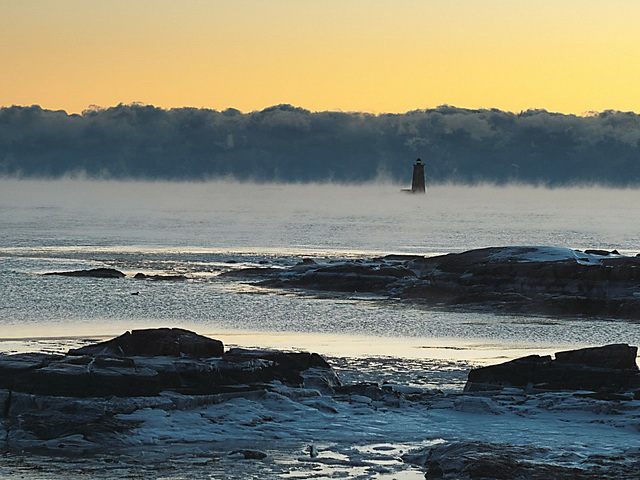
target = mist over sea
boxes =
[2,179,639,252]
[1,179,639,359]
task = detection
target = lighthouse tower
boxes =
[411,158,426,193]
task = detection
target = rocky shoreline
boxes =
[222,246,640,319]
[1,329,638,479]
[42,246,640,319]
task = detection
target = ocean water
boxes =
[1,179,639,362]
[2,179,640,479]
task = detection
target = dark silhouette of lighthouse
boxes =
[411,158,426,193]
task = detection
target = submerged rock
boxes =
[464,344,640,394]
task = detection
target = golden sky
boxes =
[2,0,640,114]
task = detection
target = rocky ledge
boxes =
[224,246,640,319]
[465,343,640,398]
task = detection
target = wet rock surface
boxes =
[224,246,640,319]
[464,343,640,395]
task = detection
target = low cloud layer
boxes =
[1,103,639,185]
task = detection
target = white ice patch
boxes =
[105,386,640,479]
[487,246,620,265]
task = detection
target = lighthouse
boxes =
[411,158,426,193]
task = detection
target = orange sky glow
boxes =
[2,0,640,115]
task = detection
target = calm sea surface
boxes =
[1,180,639,362]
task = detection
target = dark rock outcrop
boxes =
[464,344,639,395]
[0,329,340,398]
[554,343,638,369]
[133,273,188,281]
[44,268,125,278]
[68,328,224,358]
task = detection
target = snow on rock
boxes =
[92,386,640,478]
[2,378,640,478]
[484,245,619,264]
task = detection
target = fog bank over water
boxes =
[2,179,638,254]
[2,104,640,185]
